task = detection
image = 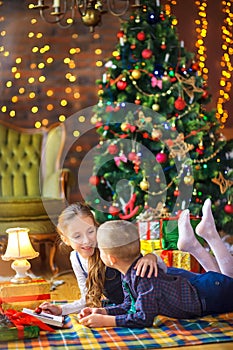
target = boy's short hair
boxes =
[97,220,139,249]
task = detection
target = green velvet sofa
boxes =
[0,120,71,274]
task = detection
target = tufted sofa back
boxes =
[0,121,66,199]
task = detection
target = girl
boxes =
[39,202,166,316]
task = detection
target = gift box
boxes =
[140,239,161,255]
[161,216,201,250]
[0,307,56,341]
[138,221,160,240]
[0,308,39,341]
[155,249,201,273]
[0,322,40,342]
[0,279,51,311]
[138,215,202,251]
[138,221,162,252]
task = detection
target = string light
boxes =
[163,1,177,17]
[194,0,209,82]
[0,5,104,136]
[216,0,233,126]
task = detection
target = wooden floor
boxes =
[46,270,233,350]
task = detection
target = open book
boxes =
[22,308,64,327]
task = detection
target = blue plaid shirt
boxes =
[105,255,202,328]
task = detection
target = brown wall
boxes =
[0,0,232,202]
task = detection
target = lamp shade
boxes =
[2,227,39,261]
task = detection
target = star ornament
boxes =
[135,111,152,129]
[175,73,204,100]
[211,172,233,194]
[165,133,194,159]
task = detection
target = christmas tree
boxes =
[86,0,233,235]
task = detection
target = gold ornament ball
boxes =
[131,69,141,80]
[140,179,149,191]
[162,74,169,82]
[183,175,194,185]
[151,128,162,140]
[81,9,101,27]
[152,103,160,111]
[121,122,128,132]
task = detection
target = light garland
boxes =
[163,1,177,16]
[144,159,191,197]
[194,0,208,82]
[216,0,233,126]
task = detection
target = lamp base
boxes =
[11,259,32,284]
[10,275,32,284]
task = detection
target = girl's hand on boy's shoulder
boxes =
[134,253,158,278]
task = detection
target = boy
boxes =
[78,209,233,328]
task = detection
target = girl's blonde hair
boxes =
[57,202,105,308]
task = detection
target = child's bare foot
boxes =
[195,199,218,240]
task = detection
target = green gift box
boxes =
[0,311,40,341]
[0,324,40,342]
[160,215,202,250]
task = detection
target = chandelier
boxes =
[30,0,131,32]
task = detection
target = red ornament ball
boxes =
[191,62,199,71]
[202,90,209,99]
[108,144,119,154]
[137,31,146,41]
[109,205,120,216]
[174,96,186,110]
[174,189,180,197]
[141,49,153,59]
[95,121,103,129]
[156,152,167,163]
[224,203,233,214]
[196,146,204,155]
[89,175,100,186]
[170,77,177,83]
[117,30,124,38]
[128,151,137,161]
[105,105,114,112]
[116,80,127,90]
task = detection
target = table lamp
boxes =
[1,227,39,284]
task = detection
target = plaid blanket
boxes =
[1,312,233,349]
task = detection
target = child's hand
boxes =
[38,302,62,316]
[78,307,106,320]
[79,313,105,327]
[134,253,158,278]
[78,307,92,320]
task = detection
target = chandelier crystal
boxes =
[30,0,130,32]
